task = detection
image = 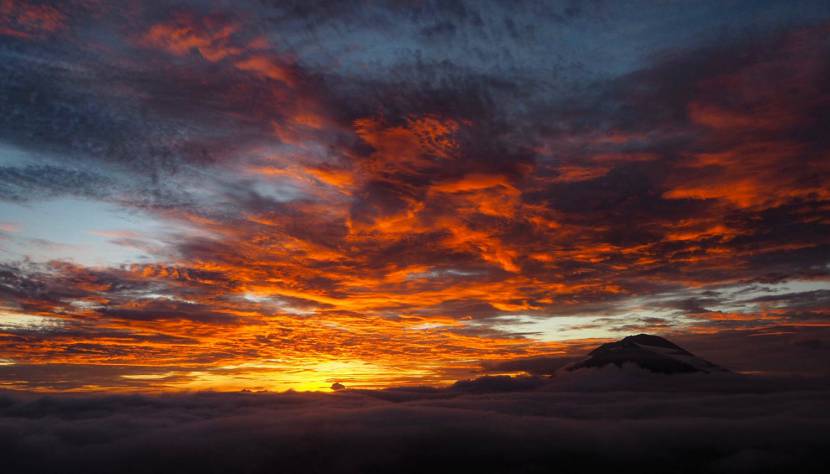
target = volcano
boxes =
[566,334,727,374]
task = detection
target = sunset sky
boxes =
[1,0,829,392]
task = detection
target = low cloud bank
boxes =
[2,371,829,473]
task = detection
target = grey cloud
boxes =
[481,355,578,375]
[0,377,829,473]
[0,165,114,202]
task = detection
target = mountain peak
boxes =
[568,334,726,374]
[620,334,686,350]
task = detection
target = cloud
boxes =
[0,0,65,39]
[1,378,829,473]
[451,374,548,393]
[0,165,114,202]
[0,1,828,389]
[481,355,578,375]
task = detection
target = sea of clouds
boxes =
[2,368,829,473]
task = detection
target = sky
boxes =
[0,0,829,392]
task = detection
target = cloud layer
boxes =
[2,373,830,473]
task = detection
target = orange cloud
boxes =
[2,11,829,393]
[0,0,65,39]
[234,55,295,85]
[142,12,241,62]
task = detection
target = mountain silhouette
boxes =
[566,334,727,374]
